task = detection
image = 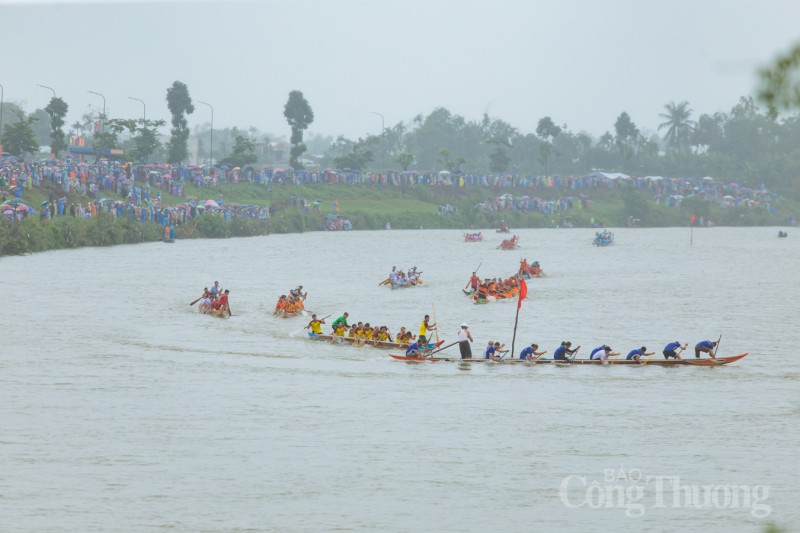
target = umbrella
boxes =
[205,199,220,208]
[5,198,24,206]
[2,209,13,216]
[41,200,50,206]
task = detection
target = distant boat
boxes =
[593,231,614,246]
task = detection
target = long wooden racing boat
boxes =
[309,332,443,350]
[389,353,749,366]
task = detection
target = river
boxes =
[1,227,798,532]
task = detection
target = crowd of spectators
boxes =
[0,156,784,225]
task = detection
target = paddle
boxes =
[713,334,722,358]
[432,304,440,345]
[420,340,459,358]
[189,295,203,306]
[378,277,390,286]
[534,350,549,362]
[569,346,581,363]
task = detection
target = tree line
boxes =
[3,48,800,200]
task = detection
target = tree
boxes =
[536,116,561,175]
[44,97,69,156]
[330,136,375,170]
[395,152,414,171]
[221,134,258,167]
[489,146,511,174]
[108,118,164,162]
[165,81,195,164]
[0,110,39,156]
[658,101,694,154]
[614,112,639,170]
[758,42,800,117]
[283,90,314,170]
[437,148,465,173]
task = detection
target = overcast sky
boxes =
[2,0,799,141]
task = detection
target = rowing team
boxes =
[274,285,308,317]
[307,312,437,345]
[196,282,231,315]
[475,340,717,362]
[463,274,521,300]
[389,266,421,286]
[518,259,543,278]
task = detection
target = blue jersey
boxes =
[664,342,681,352]
[405,342,420,355]
[484,345,496,359]
[590,346,605,358]
[696,340,713,349]
[626,349,643,360]
[519,346,533,360]
[554,346,567,360]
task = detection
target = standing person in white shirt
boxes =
[458,323,474,359]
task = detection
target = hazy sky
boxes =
[2,0,799,141]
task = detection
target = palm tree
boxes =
[658,101,695,154]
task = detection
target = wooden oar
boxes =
[432,303,440,344]
[378,278,390,286]
[534,350,549,362]
[713,334,722,358]
[422,340,459,358]
[189,295,203,306]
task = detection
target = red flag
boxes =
[690,214,696,225]
[517,278,527,309]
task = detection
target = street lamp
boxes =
[0,82,4,141]
[37,84,56,99]
[370,111,385,135]
[87,90,106,134]
[127,96,146,126]
[197,100,213,170]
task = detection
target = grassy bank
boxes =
[2,182,797,256]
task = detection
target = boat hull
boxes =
[309,333,443,351]
[389,353,749,365]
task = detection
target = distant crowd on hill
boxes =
[0,156,784,224]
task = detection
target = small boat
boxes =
[497,235,519,250]
[390,278,423,289]
[389,353,749,365]
[778,231,788,238]
[594,231,614,246]
[275,310,304,319]
[309,333,443,351]
[200,307,229,318]
[464,232,483,242]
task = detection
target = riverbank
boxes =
[1,182,796,256]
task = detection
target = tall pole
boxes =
[0,82,4,143]
[128,97,146,162]
[87,90,106,134]
[369,111,385,135]
[127,96,146,126]
[197,100,213,170]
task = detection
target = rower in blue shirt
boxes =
[553,341,579,361]
[519,342,546,361]
[662,341,687,360]
[626,346,654,363]
[483,341,505,361]
[405,337,425,357]
[695,339,718,359]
